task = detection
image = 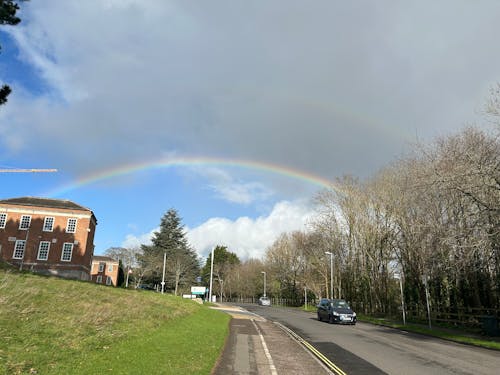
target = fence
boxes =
[226,296,317,307]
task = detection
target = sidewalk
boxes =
[211,305,332,375]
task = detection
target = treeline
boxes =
[108,91,499,325]
[223,96,500,324]
[306,125,499,318]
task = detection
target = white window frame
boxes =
[0,213,7,228]
[98,262,105,272]
[96,275,102,284]
[43,217,55,232]
[108,264,113,272]
[106,276,112,285]
[66,218,77,233]
[13,240,26,259]
[37,241,51,260]
[61,243,73,262]
[19,215,31,230]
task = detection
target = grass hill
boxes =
[0,265,229,374]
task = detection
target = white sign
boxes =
[191,286,206,295]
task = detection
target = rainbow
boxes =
[47,156,337,197]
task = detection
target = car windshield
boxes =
[260,297,269,301]
[331,300,350,309]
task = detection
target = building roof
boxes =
[0,197,90,211]
[92,256,119,263]
[0,197,97,224]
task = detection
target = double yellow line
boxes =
[275,322,347,375]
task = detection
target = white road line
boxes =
[252,319,278,375]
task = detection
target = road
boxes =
[234,303,500,375]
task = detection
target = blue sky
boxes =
[1,1,499,261]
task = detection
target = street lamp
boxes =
[209,247,215,303]
[394,272,406,325]
[261,271,266,297]
[325,251,333,299]
[161,252,166,294]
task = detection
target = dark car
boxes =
[317,298,356,325]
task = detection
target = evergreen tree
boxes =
[139,208,199,295]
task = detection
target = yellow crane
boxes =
[0,169,57,173]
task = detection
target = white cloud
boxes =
[187,200,314,260]
[121,229,156,250]
[120,200,314,261]
[187,166,273,204]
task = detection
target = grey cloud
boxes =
[2,0,498,180]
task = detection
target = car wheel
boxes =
[317,313,322,321]
[328,314,334,324]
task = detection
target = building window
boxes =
[37,241,50,260]
[19,215,31,230]
[98,262,105,272]
[66,218,77,233]
[13,240,26,259]
[108,264,113,272]
[106,276,112,285]
[0,213,7,228]
[43,217,55,232]
[96,275,102,284]
[61,243,73,261]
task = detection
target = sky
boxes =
[1,1,499,262]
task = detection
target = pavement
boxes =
[210,304,332,375]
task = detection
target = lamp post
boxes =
[161,252,166,294]
[261,271,266,297]
[325,251,333,299]
[394,272,406,325]
[209,247,215,303]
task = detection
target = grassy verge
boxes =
[0,269,229,374]
[358,315,500,350]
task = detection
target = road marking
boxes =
[275,322,347,375]
[252,319,278,375]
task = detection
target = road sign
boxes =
[191,286,206,295]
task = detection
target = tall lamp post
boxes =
[209,247,215,303]
[394,272,406,325]
[161,252,166,294]
[261,271,266,297]
[325,251,333,299]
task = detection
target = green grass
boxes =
[0,269,230,374]
[358,314,500,350]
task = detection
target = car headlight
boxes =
[332,311,340,316]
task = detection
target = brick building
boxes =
[91,256,119,286]
[0,197,97,280]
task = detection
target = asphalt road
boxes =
[235,303,500,375]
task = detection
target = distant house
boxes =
[91,256,119,286]
[0,197,97,280]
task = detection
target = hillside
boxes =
[0,267,229,374]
